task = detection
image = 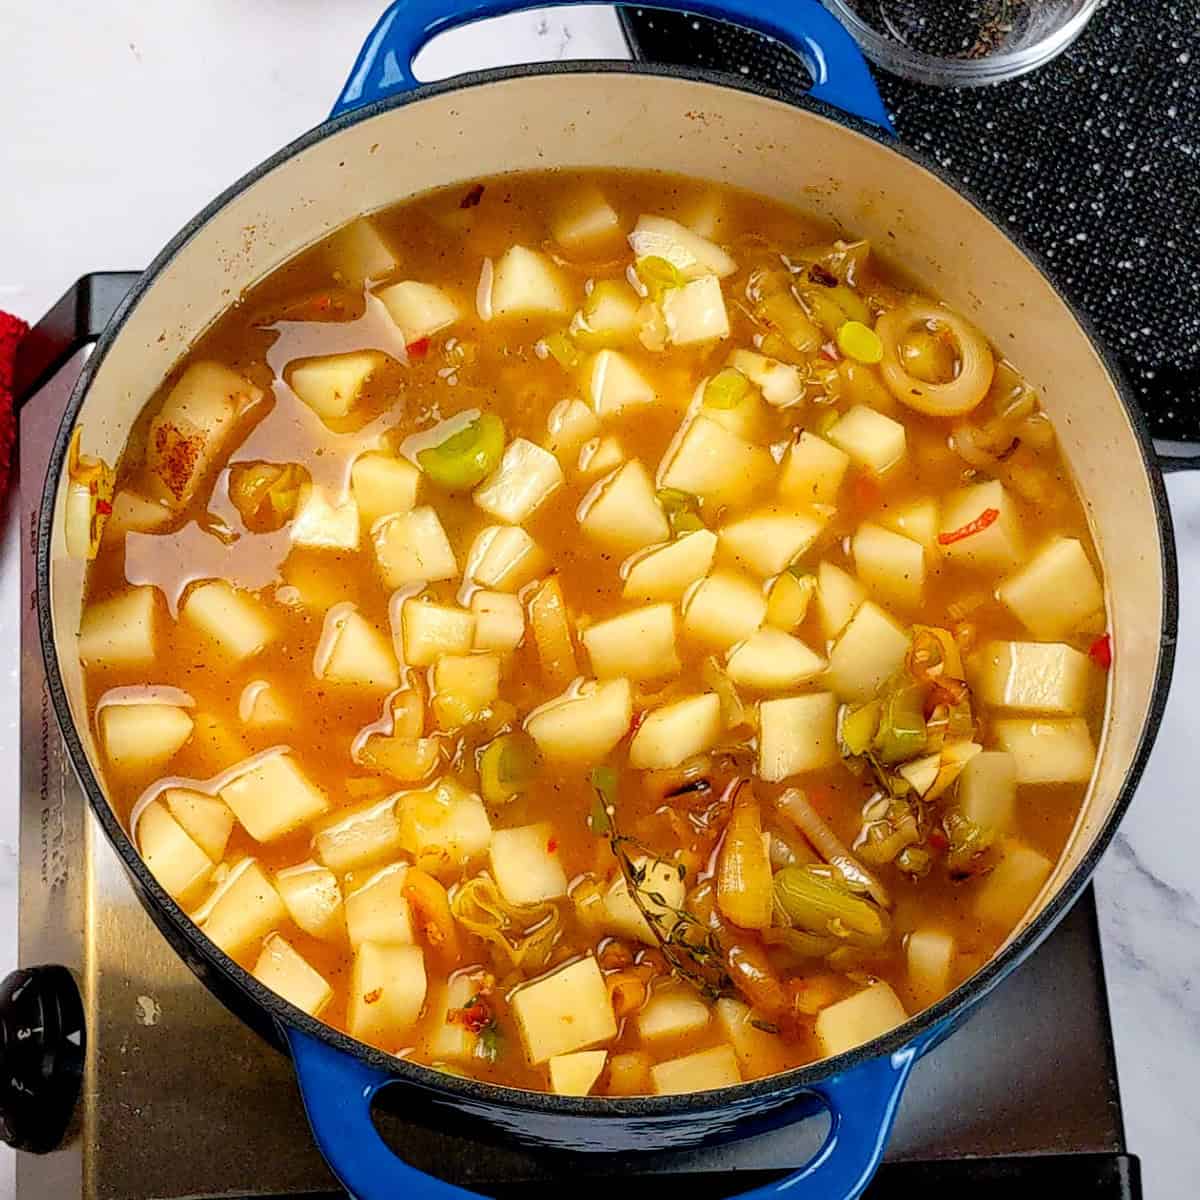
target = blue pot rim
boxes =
[37,58,1178,1122]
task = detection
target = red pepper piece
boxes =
[407,337,430,360]
[937,507,999,546]
[1088,633,1112,670]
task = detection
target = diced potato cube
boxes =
[345,863,414,947]
[582,604,680,681]
[603,858,686,944]
[815,561,866,640]
[252,934,333,1017]
[427,974,479,1062]
[998,538,1104,639]
[779,433,850,504]
[663,276,729,345]
[465,525,546,592]
[200,860,287,961]
[490,823,568,906]
[973,840,1053,928]
[578,435,626,478]
[825,602,910,702]
[314,795,403,873]
[474,438,563,524]
[401,599,475,667]
[552,185,622,254]
[575,281,642,347]
[579,460,669,554]
[906,929,955,1008]
[512,957,617,1064]
[291,484,359,551]
[471,591,525,652]
[373,506,457,589]
[147,362,260,506]
[637,986,711,1042]
[525,678,632,764]
[348,943,427,1046]
[651,1046,741,1095]
[728,349,802,408]
[758,692,838,782]
[355,734,441,784]
[815,982,908,1057]
[658,416,773,508]
[719,509,826,578]
[314,604,400,691]
[956,751,1017,834]
[827,406,906,476]
[162,788,234,862]
[587,350,656,416]
[492,245,571,317]
[275,862,345,940]
[545,397,601,460]
[629,693,722,769]
[939,481,1023,571]
[622,530,717,602]
[137,801,213,904]
[377,280,460,343]
[325,217,398,285]
[715,998,788,1077]
[396,779,493,875]
[682,570,766,650]
[726,628,826,690]
[992,718,1096,784]
[881,498,939,557]
[220,753,329,842]
[549,1050,608,1097]
[898,753,941,797]
[351,452,421,527]
[971,640,1092,715]
[78,587,158,668]
[290,351,384,421]
[99,703,193,775]
[852,523,925,610]
[628,215,737,279]
[181,580,275,662]
[431,653,501,729]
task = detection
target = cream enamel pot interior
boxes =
[36,3,1177,1198]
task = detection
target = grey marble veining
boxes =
[1,5,1197,1198]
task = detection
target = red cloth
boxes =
[0,311,26,498]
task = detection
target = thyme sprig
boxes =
[590,768,733,1002]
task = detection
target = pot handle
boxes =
[331,0,893,131]
[286,1024,921,1200]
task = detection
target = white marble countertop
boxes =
[1,3,1197,1197]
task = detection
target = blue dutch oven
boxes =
[36,2,1178,1198]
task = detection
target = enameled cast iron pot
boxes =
[37,2,1182,1197]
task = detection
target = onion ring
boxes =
[877,301,994,418]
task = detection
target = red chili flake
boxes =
[407,337,430,360]
[460,183,485,209]
[808,263,839,288]
[449,998,493,1033]
[1088,633,1113,670]
[546,838,558,854]
[819,341,840,362]
[853,473,881,512]
[937,507,999,546]
[96,499,113,516]
[317,295,332,311]
[629,710,646,736]
[929,830,949,853]
[363,988,382,1005]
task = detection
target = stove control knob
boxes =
[0,965,85,1153]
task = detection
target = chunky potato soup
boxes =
[73,171,1110,1098]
